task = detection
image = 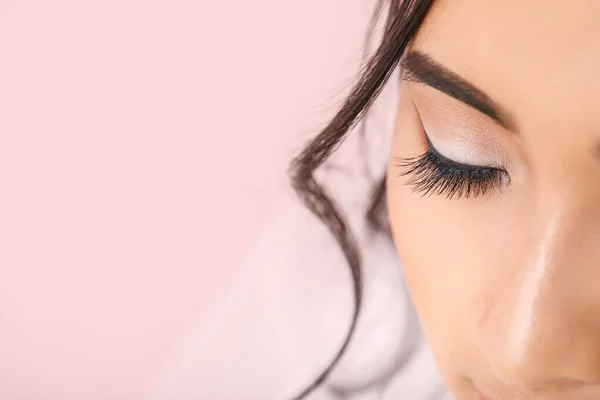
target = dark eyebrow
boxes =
[400,50,518,133]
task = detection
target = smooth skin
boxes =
[387,1,600,399]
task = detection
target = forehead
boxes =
[412,0,600,135]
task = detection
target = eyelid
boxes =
[411,86,513,170]
[424,130,506,173]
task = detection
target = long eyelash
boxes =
[395,148,508,199]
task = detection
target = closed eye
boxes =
[395,134,509,199]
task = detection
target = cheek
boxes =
[387,163,471,346]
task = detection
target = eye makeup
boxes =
[410,83,510,170]
[396,132,509,199]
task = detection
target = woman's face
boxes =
[387,1,600,399]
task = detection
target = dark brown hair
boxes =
[289,1,434,398]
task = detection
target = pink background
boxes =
[0,1,375,399]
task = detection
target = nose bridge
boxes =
[478,192,600,386]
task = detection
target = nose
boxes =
[476,194,600,388]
